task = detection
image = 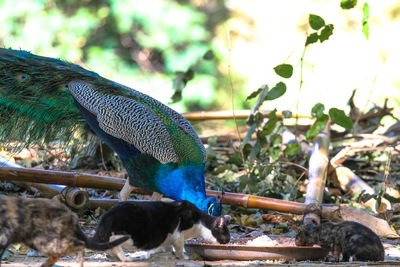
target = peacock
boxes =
[0,48,219,215]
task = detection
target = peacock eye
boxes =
[16,73,30,82]
[61,84,69,91]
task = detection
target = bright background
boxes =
[1,0,399,132]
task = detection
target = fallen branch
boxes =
[303,123,330,225]
[350,102,393,125]
[334,166,391,212]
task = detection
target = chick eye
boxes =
[17,73,30,82]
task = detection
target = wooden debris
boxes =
[335,166,391,212]
[339,206,398,238]
[303,124,330,225]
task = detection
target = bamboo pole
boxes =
[303,124,330,225]
[206,190,307,214]
[0,166,338,216]
[88,190,336,216]
[182,110,311,121]
[0,163,91,209]
[0,166,150,194]
[1,165,397,237]
[0,157,64,197]
[182,108,391,122]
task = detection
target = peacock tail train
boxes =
[0,48,217,214]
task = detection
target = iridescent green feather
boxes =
[0,48,218,215]
[0,48,204,164]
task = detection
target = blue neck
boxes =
[155,163,206,200]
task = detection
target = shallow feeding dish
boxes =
[185,236,328,261]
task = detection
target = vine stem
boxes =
[296,45,307,128]
[226,29,248,175]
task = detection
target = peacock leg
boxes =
[150,192,163,201]
[119,179,134,201]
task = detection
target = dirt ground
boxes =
[2,239,400,267]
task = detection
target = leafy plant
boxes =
[340,0,358,9]
[231,12,354,199]
[306,104,353,140]
[305,14,334,46]
[339,0,370,39]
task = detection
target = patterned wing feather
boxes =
[68,81,178,164]
[0,48,205,164]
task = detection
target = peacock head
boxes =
[202,196,223,216]
[178,184,222,216]
[156,162,223,216]
[179,165,223,216]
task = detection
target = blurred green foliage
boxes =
[0,0,242,113]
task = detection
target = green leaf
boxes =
[362,21,369,39]
[362,2,370,19]
[247,85,269,114]
[242,143,253,159]
[357,191,374,203]
[266,82,286,100]
[319,24,334,43]
[256,130,267,146]
[213,164,232,175]
[207,136,218,146]
[305,32,319,46]
[340,0,358,9]
[311,103,325,119]
[203,50,214,60]
[282,110,292,118]
[362,2,369,39]
[273,64,293,78]
[285,142,301,156]
[309,14,325,30]
[239,174,259,192]
[268,146,282,161]
[246,88,262,101]
[270,133,283,148]
[171,69,194,103]
[306,114,329,140]
[249,141,261,162]
[329,108,353,130]
[261,110,278,136]
[254,111,265,127]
